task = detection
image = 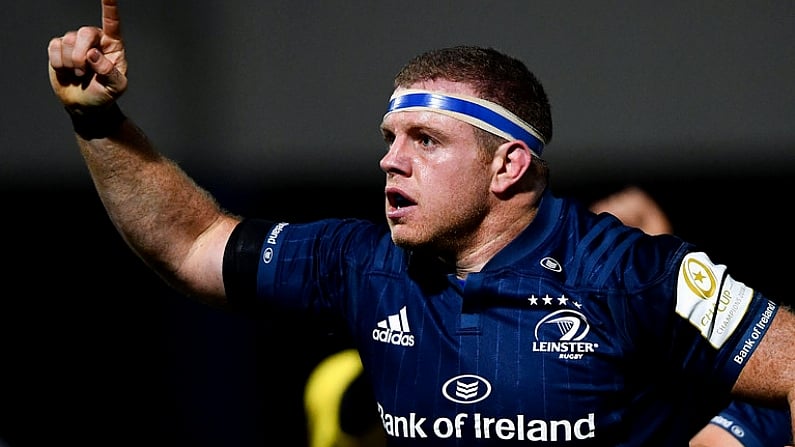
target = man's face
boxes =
[379,80,495,253]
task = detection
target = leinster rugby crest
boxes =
[529,294,598,360]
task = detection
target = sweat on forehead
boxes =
[384,89,546,156]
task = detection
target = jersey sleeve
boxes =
[708,400,793,447]
[584,219,783,397]
[671,250,779,386]
[222,217,392,314]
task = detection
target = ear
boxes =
[491,140,533,194]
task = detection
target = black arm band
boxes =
[66,102,126,140]
[222,218,276,310]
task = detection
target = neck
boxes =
[453,198,539,279]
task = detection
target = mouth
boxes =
[385,188,417,216]
[387,191,415,208]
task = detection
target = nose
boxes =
[379,137,409,176]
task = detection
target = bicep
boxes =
[177,214,241,306]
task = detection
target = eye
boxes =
[419,133,435,148]
[381,129,395,148]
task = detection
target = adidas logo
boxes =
[372,306,415,347]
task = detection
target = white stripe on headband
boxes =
[384,89,546,155]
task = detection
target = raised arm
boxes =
[47,0,239,305]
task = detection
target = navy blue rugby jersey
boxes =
[223,189,780,446]
[707,400,792,447]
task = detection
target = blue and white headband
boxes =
[384,89,546,156]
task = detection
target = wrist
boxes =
[66,102,126,140]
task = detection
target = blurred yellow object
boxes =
[304,349,385,447]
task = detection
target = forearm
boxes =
[49,3,237,305]
[76,115,237,303]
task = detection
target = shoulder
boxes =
[558,200,690,290]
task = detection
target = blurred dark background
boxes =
[1,1,793,446]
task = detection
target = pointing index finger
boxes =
[101,0,121,39]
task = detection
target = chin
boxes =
[390,234,415,249]
[389,229,424,250]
